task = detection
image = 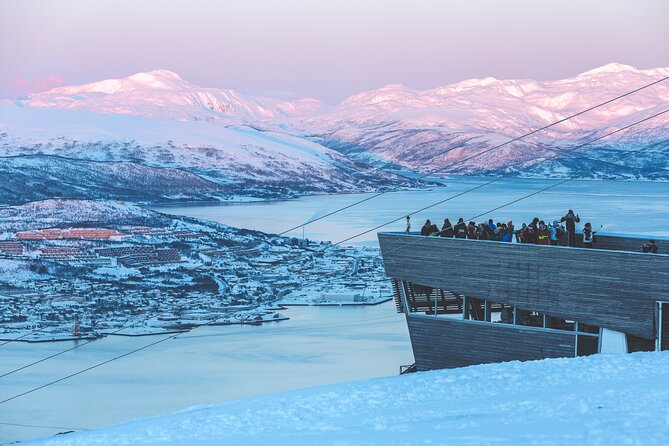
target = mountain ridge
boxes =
[2,63,668,206]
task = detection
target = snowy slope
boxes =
[307,64,669,178]
[17,70,328,121]
[0,155,227,205]
[0,199,164,231]
[0,107,412,203]
[24,351,669,445]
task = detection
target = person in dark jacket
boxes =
[642,240,659,254]
[486,219,496,238]
[525,219,540,243]
[454,218,467,238]
[529,217,540,231]
[441,218,454,237]
[478,223,489,240]
[561,209,580,247]
[421,219,432,236]
[515,223,526,243]
[428,221,440,236]
[405,216,411,234]
[582,222,595,248]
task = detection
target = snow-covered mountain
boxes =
[2,64,668,206]
[16,69,328,121]
[0,100,412,205]
[306,63,669,178]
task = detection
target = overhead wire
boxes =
[0,315,164,379]
[2,83,667,411]
[0,421,87,431]
[277,75,669,236]
[0,314,400,405]
[376,108,669,256]
[333,107,669,246]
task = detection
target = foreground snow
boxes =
[28,352,669,445]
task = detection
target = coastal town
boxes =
[0,199,391,342]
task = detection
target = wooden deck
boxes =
[379,233,669,339]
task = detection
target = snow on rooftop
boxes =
[25,351,669,445]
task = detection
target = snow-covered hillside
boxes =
[0,106,413,204]
[15,69,328,121]
[25,352,669,445]
[2,64,668,207]
[307,64,669,178]
[0,199,164,231]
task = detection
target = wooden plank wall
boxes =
[379,233,669,339]
[407,315,576,370]
[593,234,668,253]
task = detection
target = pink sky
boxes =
[1,0,668,103]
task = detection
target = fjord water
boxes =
[150,177,669,242]
[3,177,668,444]
[0,305,411,444]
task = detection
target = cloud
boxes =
[10,76,29,91]
[7,73,65,97]
[31,73,65,92]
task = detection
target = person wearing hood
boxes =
[421,219,432,236]
[405,216,411,234]
[536,221,550,245]
[428,220,440,236]
[524,220,537,244]
[561,209,580,247]
[441,218,454,237]
[454,218,467,238]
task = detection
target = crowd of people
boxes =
[406,210,621,250]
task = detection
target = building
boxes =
[0,241,24,255]
[378,232,669,371]
[16,228,123,240]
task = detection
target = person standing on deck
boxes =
[441,218,454,237]
[548,221,560,246]
[405,216,411,234]
[506,221,515,243]
[487,219,496,239]
[642,239,659,254]
[467,221,478,239]
[536,221,550,245]
[561,210,581,247]
[516,223,527,243]
[454,218,467,238]
[582,222,595,248]
[421,219,432,236]
[477,223,489,240]
[428,220,440,236]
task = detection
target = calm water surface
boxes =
[0,304,411,444]
[150,178,669,243]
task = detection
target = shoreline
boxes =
[0,316,292,344]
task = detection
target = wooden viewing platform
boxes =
[378,232,669,371]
